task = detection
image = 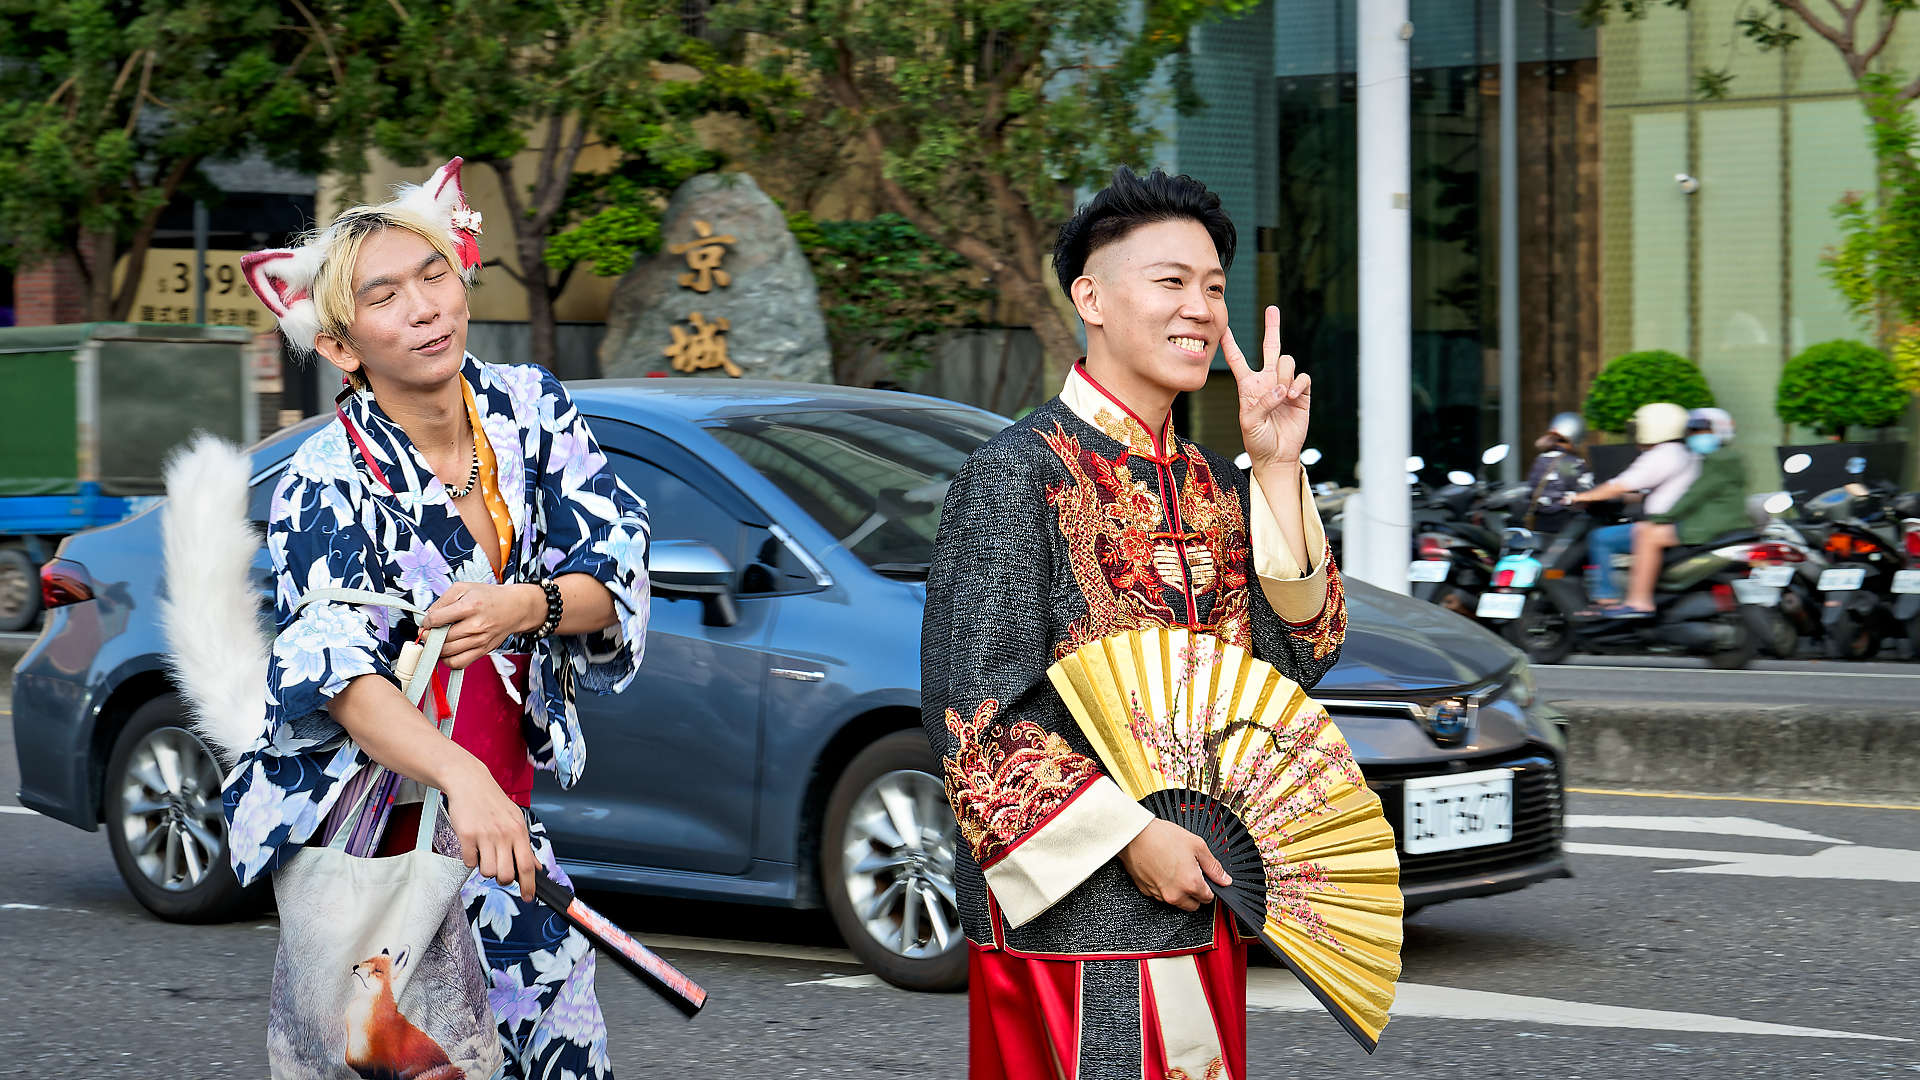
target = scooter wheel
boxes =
[1506,594,1574,666]
[1824,612,1880,661]
[1706,614,1758,670]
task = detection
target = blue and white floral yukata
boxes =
[223,354,650,1079]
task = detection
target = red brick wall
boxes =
[13,252,91,326]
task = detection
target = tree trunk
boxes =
[519,244,563,376]
[1009,274,1080,392]
[82,227,117,322]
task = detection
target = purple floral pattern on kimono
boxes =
[222,355,650,887]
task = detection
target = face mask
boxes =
[1686,433,1720,455]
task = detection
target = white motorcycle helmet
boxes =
[1688,406,1735,443]
[1630,402,1690,445]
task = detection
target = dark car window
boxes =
[607,451,816,597]
[704,408,1004,577]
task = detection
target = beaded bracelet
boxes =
[530,578,563,640]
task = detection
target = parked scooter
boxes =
[1728,490,1828,657]
[1482,499,1762,668]
[1408,445,1516,620]
[1786,454,1907,660]
[1889,493,1920,658]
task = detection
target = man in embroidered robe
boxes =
[921,166,1346,1080]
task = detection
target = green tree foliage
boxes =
[1824,73,1920,346]
[1776,339,1908,439]
[787,211,992,379]
[0,0,348,320]
[339,3,795,377]
[717,0,1261,385]
[1583,350,1716,435]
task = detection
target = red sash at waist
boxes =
[376,652,533,858]
[445,651,534,807]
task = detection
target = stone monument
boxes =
[600,172,832,382]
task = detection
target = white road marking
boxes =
[643,934,861,966]
[1567,842,1920,881]
[0,902,93,915]
[0,806,37,816]
[1564,815,1851,845]
[797,972,1906,1041]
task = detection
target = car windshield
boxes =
[705,407,1006,577]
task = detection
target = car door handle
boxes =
[770,668,825,683]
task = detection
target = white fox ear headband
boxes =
[240,157,484,353]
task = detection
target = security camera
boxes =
[1675,173,1700,194]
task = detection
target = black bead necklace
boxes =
[446,439,479,499]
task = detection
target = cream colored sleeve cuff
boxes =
[1249,465,1332,624]
[983,775,1154,928]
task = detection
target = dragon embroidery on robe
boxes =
[942,699,1103,866]
[1038,423,1258,658]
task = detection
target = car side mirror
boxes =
[650,539,739,628]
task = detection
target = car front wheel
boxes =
[104,694,264,922]
[820,730,966,992]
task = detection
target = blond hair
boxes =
[303,207,470,387]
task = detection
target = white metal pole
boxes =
[1356,0,1413,594]
[1498,0,1520,483]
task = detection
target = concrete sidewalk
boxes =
[1554,700,1920,804]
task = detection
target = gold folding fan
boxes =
[1047,627,1403,1052]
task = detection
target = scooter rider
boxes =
[1523,412,1592,535]
[1610,408,1750,618]
[1568,402,1697,615]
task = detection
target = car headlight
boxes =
[1505,660,1536,708]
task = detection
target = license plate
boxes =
[1408,559,1451,583]
[1819,568,1867,592]
[1894,570,1920,595]
[1732,578,1781,606]
[1476,592,1526,621]
[1402,768,1515,855]
[1749,565,1794,588]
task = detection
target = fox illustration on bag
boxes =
[345,948,465,1080]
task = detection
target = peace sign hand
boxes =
[1222,306,1311,469]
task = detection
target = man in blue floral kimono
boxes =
[227,158,650,1078]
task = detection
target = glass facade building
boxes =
[1600,0,1902,483]
[1173,0,1599,482]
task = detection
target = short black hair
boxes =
[1052,166,1237,296]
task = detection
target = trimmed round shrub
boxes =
[1583,350,1717,435]
[1776,339,1909,440]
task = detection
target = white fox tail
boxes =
[159,433,272,765]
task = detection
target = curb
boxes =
[1554,699,1920,803]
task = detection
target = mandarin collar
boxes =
[1060,361,1178,462]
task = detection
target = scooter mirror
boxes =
[1783,453,1812,475]
[1447,470,1476,486]
[1481,444,1511,466]
[1762,492,1794,516]
[1300,447,1323,466]
[1406,455,1426,472]
[1233,452,1251,470]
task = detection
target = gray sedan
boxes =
[11,380,1568,992]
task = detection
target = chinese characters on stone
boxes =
[663,220,742,377]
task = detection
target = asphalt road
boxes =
[1537,656,1920,708]
[3,678,1917,1077]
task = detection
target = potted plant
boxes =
[1774,339,1911,488]
[1581,349,1717,481]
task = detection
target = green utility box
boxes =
[0,322,257,497]
[0,323,259,630]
